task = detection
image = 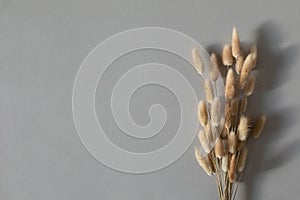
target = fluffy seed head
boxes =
[222,45,234,66]
[210,53,220,81]
[225,68,235,100]
[235,56,244,74]
[228,131,237,154]
[226,68,235,87]
[232,27,241,58]
[192,48,205,75]
[198,130,211,153]
[238,116,250,141]
[229,154,236,183]
[204,124,214,144]
[211,97,221,126]
[252,114,268,138]
[222,155,229,172]
[244,75,256,96]
[225,103,231,130]
[243,53,257,70]
[239,53,256,88]
[215,137,225,158]
[197,101,208,127]
[237,146,248,172]
[204,79,214,104]
[195,149,214,176]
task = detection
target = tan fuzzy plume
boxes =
[240,97,248,114]
[205,124,214,144]
[222,155,229,172]
[210,53,220,81]
[195,149,214,176]
[238,116,250,141]
[229,154,236,183]
[244,75,256,96]
[211,97,222,126]
[215,137,225,158]
[192,48,205,75]
[243,53,257,70]
[252,114,267,138]
[222,45,234,66]
[204,79,214,104]
[225,68,235,100]
[197,100,208,127]
[239,53,256,88]
[198,130,211,153]
[228,131,237,154]
[226,68,235,89]
[232,27,241,58]
[225,103,232,130]
[230,98,239,116]
[235,55,244,74]
[237,147,248,172]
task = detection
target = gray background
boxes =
[1,0,300,199]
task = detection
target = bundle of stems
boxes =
[193,27,267,200]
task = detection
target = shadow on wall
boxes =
[243,21,299,200]
[206,21,300,200]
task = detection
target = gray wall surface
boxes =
[1,0,300,199]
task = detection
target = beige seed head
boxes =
[243,53,257,70]
[205,124,216,145]
[240,97,248,114]
[222,155,229,172]
[210,53,220,81]
[192,48,205,75]
[215,137,225,158]
[225,103,232,130]
[232,27,241,58]
[195,149,214,176]
[230,98,239,116]
[238,116,250,141]
[229,154,236,183]
[237,146,248,172]
[235,55,244,74]
[222,44,234,66]
[198,130,211,153]
[226,86,235,101]
[244,75,256,96]
[204,124,214,144]
[211,125,221,141]
[225,68,235,100]
[204,79,214,104]
[226,68,235,87]
[252,114,268,138]
[197,100,208,127]
[239,53,256,88]
[228,131,237,154]
[211,97,221,126]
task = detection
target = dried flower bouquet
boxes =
[193,27,267,200]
